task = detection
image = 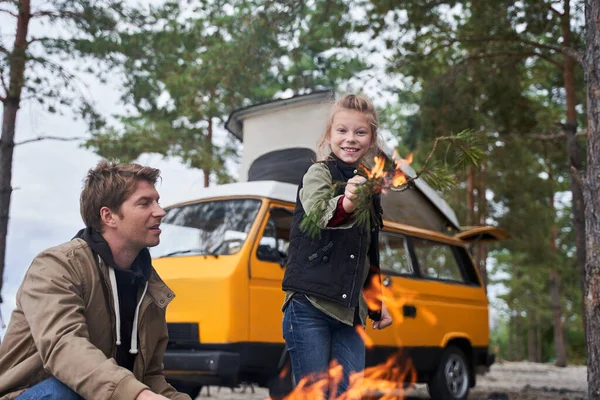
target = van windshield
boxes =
[151,198,262,258]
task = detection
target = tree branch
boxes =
[463,50,563,70]
[15,135,87,146]
[527,131,588,140]
[0,44,10,56]
[0,70,8,96]
[562,46,584,66]
[549,5,563,17]
[451,35,584,67]
[31,9,81,19]
[571,165,584,187]
[0,7,17,17]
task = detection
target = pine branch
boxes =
[15,135,87,146]
[418,164,457,192]
[299,182,337,239]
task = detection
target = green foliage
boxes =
[84,0,367,184]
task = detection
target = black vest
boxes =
[282,157,383,318]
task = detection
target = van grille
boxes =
[167,323,199,344]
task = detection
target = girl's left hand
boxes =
[372,302,393,330]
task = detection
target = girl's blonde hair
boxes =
[316,93,380,160]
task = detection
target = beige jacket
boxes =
[0,239,191,400]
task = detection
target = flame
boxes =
[354,325,374,349]
[363,152,414,193]
[271,273,439,400]
[278,354,418,400]
[367,156,386,179]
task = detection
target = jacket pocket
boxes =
[307,241,334,264]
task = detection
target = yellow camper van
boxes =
[150,92,506,400]
[151,180,504,400]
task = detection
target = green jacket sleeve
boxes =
[299,163,357,229]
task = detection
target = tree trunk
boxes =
[549,268,568,366]
[536,320,542,362]
[476,165,488,288]
[0,0,31,304]
[202,117,213,188]
[548,164,568,367]
[466,168,475,226]
[583,0,600,397]
[507,313,514,361]
[528,311,536,362]
[562,0,588,341]
[515,312,523,361]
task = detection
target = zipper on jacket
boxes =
[348,235,363,305]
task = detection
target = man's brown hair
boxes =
[80,160,161,232]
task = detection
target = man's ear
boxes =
[99,206,117,229]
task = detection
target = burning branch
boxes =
[300,129,484,239]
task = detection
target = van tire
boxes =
[427,345,470,400]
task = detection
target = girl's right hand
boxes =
[342,175,367,213]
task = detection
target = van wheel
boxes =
[427,345,470,400]
[268,359,294,400]
[169,381,202,398]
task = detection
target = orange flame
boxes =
[270,273,440,400]
[278,354,418,400]
[363,152,414,193]
[354,325,374,349]
[367,156,386,179]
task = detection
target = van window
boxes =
[412,238,465,283]
[151,199,261,258]
[256,207,292,263]
[379,233,413,275]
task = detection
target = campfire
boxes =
[272,273,437,399]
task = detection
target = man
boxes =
[0,161,191,400]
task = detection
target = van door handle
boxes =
[403,304,417,318]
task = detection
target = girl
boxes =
[281,94,393,397]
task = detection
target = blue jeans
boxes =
[16,378,83,400]
[282,294,365,398]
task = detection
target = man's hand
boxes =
[372,302,393,330]
[342,175,367,213]
[136,389,170,400]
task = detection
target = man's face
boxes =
[113,180,166,251]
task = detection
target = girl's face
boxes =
[326,109,374,165]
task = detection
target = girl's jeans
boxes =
[16,378,83,400]
[283,294,365,398]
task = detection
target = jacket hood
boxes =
[74,227,151,283]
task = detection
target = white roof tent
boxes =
[224,91,460,233]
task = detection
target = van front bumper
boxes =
[163,349,240,378]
